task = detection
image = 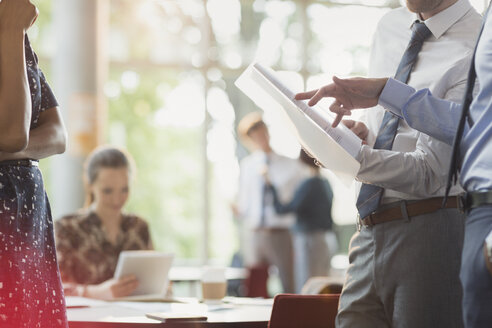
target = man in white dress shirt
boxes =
[236,112,305,294]
[328,0,482,327]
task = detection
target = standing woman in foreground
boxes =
[0,0,68,327]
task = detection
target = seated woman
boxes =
[55,146,153,300]
[266,149,335,293]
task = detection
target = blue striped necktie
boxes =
[356,21,432,219]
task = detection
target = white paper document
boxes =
[235,63,361,184]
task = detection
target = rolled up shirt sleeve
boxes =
[356,138,458,197]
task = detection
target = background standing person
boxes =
[296,0,481,327]
[55,146,153,300]
[0,0,69,327]
[235,112,306,294]
[266,149,335,293]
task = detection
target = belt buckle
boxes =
[357,214,362,232]
[458,193,466,214]
[400,200,410,222]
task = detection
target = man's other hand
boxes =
[342,119,369,144]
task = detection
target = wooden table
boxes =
[67,297,271,328]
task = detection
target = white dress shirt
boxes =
[237,151,307,229]
[356,0,481,203]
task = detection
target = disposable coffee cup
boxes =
[201,267,226,303]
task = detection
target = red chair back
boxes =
[268,293,340,328]
[244,264,269,298]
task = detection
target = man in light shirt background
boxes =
[304,0,482,327]
[235,112,307,294]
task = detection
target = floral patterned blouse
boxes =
[55,210,152,285]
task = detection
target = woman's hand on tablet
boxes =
[86,275,139,300]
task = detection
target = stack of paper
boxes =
[235,63,362,184]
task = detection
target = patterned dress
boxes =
[55,211,152,285]
[0,37,68,327]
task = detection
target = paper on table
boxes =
[65,296,108,308]
[223,297,274,306]
[235,63,361,185]
[66,304,161,323]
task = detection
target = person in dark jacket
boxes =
[266,149,335,292]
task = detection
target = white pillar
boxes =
[50,0,109,218]
[201,0,213,263]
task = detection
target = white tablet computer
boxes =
[114,250,173,300]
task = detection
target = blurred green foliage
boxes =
[106,67,203,257]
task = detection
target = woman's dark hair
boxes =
[299,148,320,170]
[83,146,133,207]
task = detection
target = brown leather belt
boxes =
[359,196,463,227]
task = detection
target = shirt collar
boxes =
[407,0,472,39]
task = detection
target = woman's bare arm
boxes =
[0,107,66,161]
[0,0,38,152]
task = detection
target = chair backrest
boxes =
[268,293,340,328]
[244,264,269,298]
